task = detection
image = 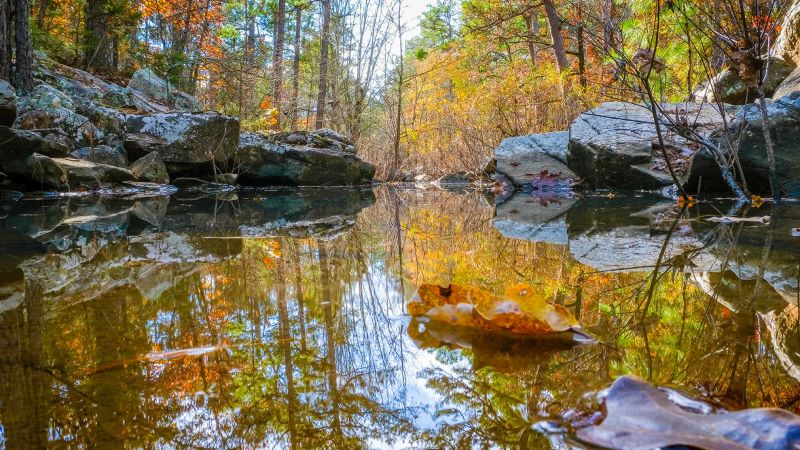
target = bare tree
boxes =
[291,3,303,129]
[316,0,332,129]
[273,0,287,128]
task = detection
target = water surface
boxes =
[1,186,799,449]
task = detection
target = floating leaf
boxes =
[409,283,581,337]
[574,376,800,450]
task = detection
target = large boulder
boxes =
[777,1,800,66]
[2,154,137,190]
[70,145,128,168]
[0,80,16,126]
[685,93,800,196]
[0,125,69,161]
[124,112,240,174]
[773,65,800,99]
[128,68,202,112]
[567,102,731,190]
[692,58,795,105]
[494,132,575,189]
[236,130,376,186]
[18,84,75,113]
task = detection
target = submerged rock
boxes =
[236,130,375,186]
[575,376,800,450]
[124,112,240,173]
[494,132,576,189]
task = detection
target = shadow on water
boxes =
[0,186,798,448]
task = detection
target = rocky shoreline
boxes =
[0,55,376,196]
[492,63,800,198]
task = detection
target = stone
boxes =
[567,102,731,190]
[773,65,800,99]
[101,85,137,109]
[130,152,169,184]
[128,68,202,112]
[19,84,75,113]
[494,132,575,189]
[124,112,240,170]
[0,79,16,126]
[70,145,128,168]
[776,1,800,66]
[685,93,800,196]
[692,58,795,105]
[0,125,69,161]
[236,131,375,186]
[272,128,357,154]
[2,154,137,191]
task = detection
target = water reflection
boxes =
[0,187,798,448]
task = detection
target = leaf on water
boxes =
[408,283,581,336]
[574,376,800,450]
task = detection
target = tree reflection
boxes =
[0,188,798,448]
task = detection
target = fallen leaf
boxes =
[751,195,764,208]
[574,376,800,450]
[409,283,581,337]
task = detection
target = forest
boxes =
[2,0,797,190]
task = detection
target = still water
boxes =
[0,186,798,449]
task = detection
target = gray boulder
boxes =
[494,132,575,188]
[686,93,800,196]
[568,102,731,190]
[773,65,800,99]
[19,84,75,113]
[124,112,240,173]
[130,152,169,184]
[2,154,136,190]
[70,145,128,168]
[693,58,795,105]
[236,131,376,186]
[128,68,202,112]
[0,80,16,126]
[0,125,69,161]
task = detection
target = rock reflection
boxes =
[0,187,797,448]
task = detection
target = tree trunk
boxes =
[14,0,33,92]
[291,5,302,130]
[84,0,115,71]
[273,0,287,129]
[315,0,331,129]
[36,0,48,30]
[542,0,569,72]
[523,11,538,66]
[0,0,11,81]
